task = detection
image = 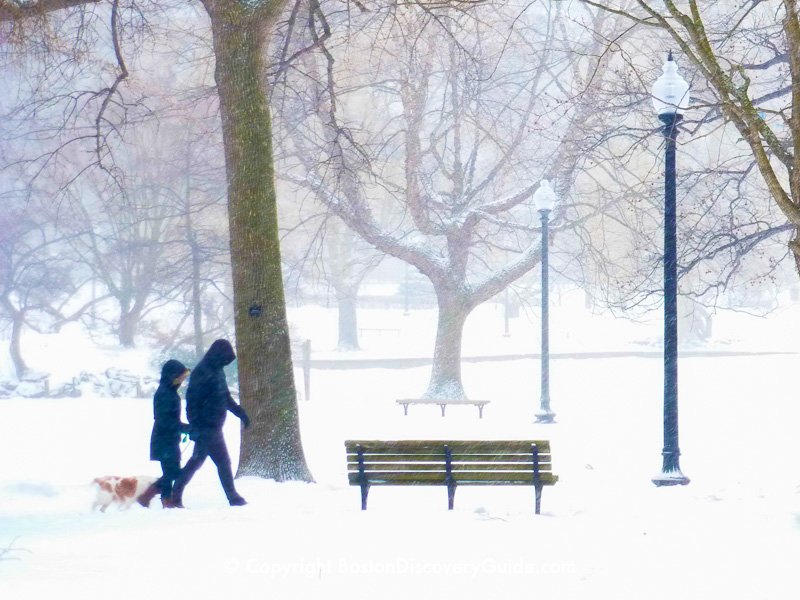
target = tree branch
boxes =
[0,0,99,22]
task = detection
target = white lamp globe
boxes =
[652,51,691,115]
[534,180,557,213]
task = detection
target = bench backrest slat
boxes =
[346,453,551,463]
[347,462,552,472]
[346,440,551,453]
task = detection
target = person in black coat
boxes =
[171,339,250,507]
[138,359,191,508]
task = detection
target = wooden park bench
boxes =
[396,398,491,418]
[345,440,558,514]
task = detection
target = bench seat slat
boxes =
[349,472,559,485]
[396,399,490,405]
[346,440,551,453]
[362,479,559,486]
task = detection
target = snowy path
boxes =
[1,355,799,599]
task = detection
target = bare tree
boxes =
[577,0,800,280]
[503,1,791,328]
[63,135,190,348]
[278,3,613,398]
[277,173,386,350]
[0,194,97,378]
[278,204,384,350]
[325,219,383,350]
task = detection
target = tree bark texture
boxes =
[204,0,312,482]
[425,289,469,400]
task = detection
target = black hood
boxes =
[160,359,189,386]
[204,339,236,367]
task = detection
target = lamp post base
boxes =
[652,469,690,487]
[535,409,556,424]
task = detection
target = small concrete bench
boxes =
[396,398,491,418]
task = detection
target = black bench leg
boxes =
[534,484,542,515]
[447,483,456,510]
[357,445,369,509]
[361,484,370,510]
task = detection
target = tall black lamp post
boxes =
[534,180,556,424]
[651,52,690,486]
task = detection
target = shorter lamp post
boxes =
[403,263,410,316]
[651,51,690,486]
[503,287,511,337]
[534,180,556,423]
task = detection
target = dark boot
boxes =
[216,463,246,506]
[168,491,185,508]
[161,496,179,509]
[137,483,159,508]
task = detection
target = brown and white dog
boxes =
[91,475,159,512]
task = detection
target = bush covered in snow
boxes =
[0,369,158,400]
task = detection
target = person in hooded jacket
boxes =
[138,359,191,508]
[171,339,250,507]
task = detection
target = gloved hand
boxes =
[240,412,251,429]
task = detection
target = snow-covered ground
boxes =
[1,295,799,599]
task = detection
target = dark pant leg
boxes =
[171,438,210,501]
[206,431,240,501]
[157,450,181,499]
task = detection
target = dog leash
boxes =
[179,436,194,457]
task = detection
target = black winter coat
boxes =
[185,339,247,435]
[150,359,191,461]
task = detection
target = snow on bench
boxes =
[396,398,491,418]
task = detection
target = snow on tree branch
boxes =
[0,0,100,22]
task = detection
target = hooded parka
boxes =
[171,340,250,507]
[149,359,191,461]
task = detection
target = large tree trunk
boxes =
[189,237,204,359]
[424,289,470,400]
[336,285,360,351]
[9,310,27,379]
[118,308,140,348]
[205,0,312,482]
[184,152,205,360]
